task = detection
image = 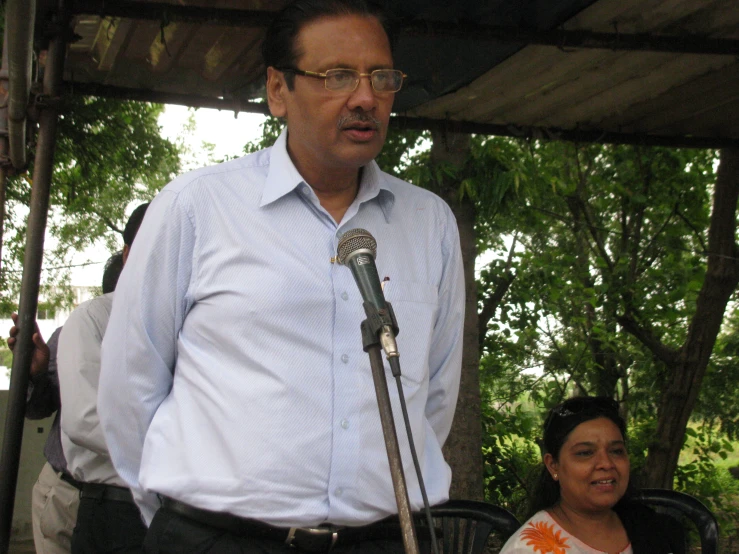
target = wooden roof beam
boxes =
[63,81,739,148]
[71,0,273,28]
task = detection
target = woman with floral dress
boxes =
[500,397,685,554]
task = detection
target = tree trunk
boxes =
[430,130,484,501]
[643,148,739,488]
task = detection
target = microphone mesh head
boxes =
[336,228,377,264]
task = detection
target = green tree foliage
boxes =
[481,142,716,400]
[1,96,181,312]
[471,141,739,532]
[696,308,739,441]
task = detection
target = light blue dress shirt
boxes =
[99,130,464,527]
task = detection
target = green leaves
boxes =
[2,96,182,309]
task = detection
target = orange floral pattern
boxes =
[519,520,570,554]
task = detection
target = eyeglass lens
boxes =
[324,69,404,92]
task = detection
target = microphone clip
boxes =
[360,301,400,362]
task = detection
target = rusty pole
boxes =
[0,1,68,550]
[0,33,10,278]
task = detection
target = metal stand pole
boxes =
[1,31,10,276]
[362,303,420,554]
[0,2,67,550]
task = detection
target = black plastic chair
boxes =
[417,499,521,554]
[638,488,719,554]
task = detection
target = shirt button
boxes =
[335,488,343,497]
[341,354,349,364]
[340,419,350,429]
[341,291,349,301]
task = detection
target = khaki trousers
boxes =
[32,462,80,554]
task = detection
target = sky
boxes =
[67,105,269,288]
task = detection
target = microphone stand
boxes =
[360,302,420,554]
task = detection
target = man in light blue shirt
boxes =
[98,1,464,552]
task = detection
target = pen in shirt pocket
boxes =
[381,276,390,292]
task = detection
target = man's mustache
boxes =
[337,113,382,131]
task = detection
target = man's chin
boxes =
[336,145,383,168]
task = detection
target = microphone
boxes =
[336,228,399,358]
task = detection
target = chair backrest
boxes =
[638,488,719,554]
[420,499,521,554]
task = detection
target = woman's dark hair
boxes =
[102,252,124,294]
[262,0,394,90]
[528,396,631,515]
[123,203,149,246]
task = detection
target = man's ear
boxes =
[122,244,130,265]
[266,67,288,118]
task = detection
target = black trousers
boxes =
[143,509,413,554]
[71,496,148,554]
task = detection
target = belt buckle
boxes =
[286,526,339,552]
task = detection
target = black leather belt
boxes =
[80,482,136,504]
[59,472,83,491]
[161,497,405,552]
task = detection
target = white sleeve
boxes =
[424,203,465,445]
[58,301,109,457]
[99,190,195,524]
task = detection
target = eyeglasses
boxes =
[277,67,407,93]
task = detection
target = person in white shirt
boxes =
[56,203,148,554]
[98,1,465,552]
[7,252,123,554]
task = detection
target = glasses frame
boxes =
[277,67,407,93]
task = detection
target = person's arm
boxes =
[99,190,194,524]
[26,326,62,420]
[57,299,110,456]
[7,314,59,419]
[424,203,465,445]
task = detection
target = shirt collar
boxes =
[260,130,305,207]
[260,130,395,222]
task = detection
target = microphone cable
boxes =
[388,356,441,554]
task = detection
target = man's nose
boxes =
[347,75,378,112]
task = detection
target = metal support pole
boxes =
[1,31,11,277]
[367,344,420,554]
[5,0,36,170]
[0,1,67,550]
[0,138,7,280]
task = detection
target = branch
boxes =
[92,210,124,235]
[616,311,678,366]
[635,206,676,279]
[478,235,518,353]
[625,162,648,284]
[674,205,708,254]
[581,200,615,271]
[565,193,615,272]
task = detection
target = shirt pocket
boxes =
[382,280,439,384]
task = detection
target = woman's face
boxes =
[545,417,630,514]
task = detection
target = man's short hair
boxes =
[262,0,394,90]
[102,252,124,294]
[123,203,149,246]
